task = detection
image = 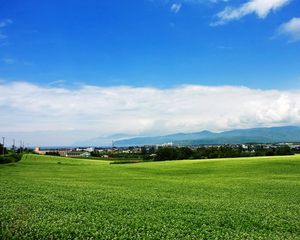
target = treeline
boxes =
[45,151,61,156]
[0,143,30,164]
[0,144,8,155]
[0,153,23,164]
[91,149,142,159]
[142,145,294,161]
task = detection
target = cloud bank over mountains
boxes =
[1,81,300,145]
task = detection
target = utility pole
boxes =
[2,137,5,158]
[12,139,15,151]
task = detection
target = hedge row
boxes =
[0,153,23,164]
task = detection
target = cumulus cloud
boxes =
[277,17,300,42]
[211,0,291,26]
[1,81,300,145]
[171,3,182,13]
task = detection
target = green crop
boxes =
[0,154,299,239]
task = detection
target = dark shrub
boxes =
[0,153,23,164]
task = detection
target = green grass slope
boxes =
[0,154,299,239]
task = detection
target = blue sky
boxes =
[0,0,299,89]
[1,0,300,146]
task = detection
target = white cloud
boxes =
[175,0,225,4]
[2,58,14,64]
[49,79,66,86]
[1,81,300,145]
[171,3,182,13]
[0,19,13,28]
[0,33,7,40]
[277,17,300,42]
[211,0,290,26]
[0,19,12,40]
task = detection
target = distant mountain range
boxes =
[73,133,136,147]
[113,126,300,147]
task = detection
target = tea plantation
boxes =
[0,154,299,239]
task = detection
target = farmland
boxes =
[0,154,300,239]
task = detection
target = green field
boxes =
[0,154,299,239]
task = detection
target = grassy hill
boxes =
[0,154,299,239]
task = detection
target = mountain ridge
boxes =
[113,126,300,147]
